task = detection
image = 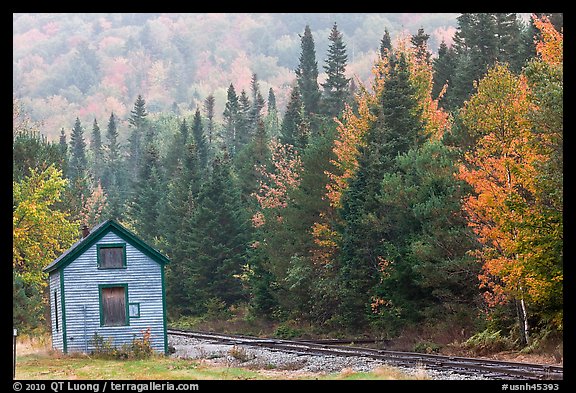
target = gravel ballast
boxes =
[169,334,489,380]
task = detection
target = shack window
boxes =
[100,286,128,326]
[98,244,126,268]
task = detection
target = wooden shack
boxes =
[43,219,170,354]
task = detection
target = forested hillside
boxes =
[13,13,463,140]
[14,13,562,355]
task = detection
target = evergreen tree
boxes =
[192,108,208,168]
[494,13,524,71]
[249,73,265,133]
[264,127,338,321]
[223,83,240,154]
[379,28,392,58]
[67,117,92,224]
[448,13,505,110]
[164,119,189,178]
[236,89,252,152]
[176,156,251,312]
[234,119,270,208]
[130,141,162,244]
[411,27,431,64]
[69,117,88,182]
[265,87,280,137]
[102,112,122,220]
[204,93,216,145]
[321,23,350,118]
[432,40,456,109]
[295,25,321,118]
[336,53,424,330]
[127,94,149,181]
[58,127,68,178]
[280,84,306,150]
[90,118,104,183]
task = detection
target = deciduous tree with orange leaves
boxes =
[458,40,562,343]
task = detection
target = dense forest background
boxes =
[13,13,562,354]
[14,13,466,139]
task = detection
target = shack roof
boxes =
[43,219,169,273]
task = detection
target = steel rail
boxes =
[167,328,563,380]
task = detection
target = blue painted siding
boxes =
[61,231,165,353]
[48,272,63,351]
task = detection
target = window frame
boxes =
[97,243,127,269]
[128,303,141,319]
[98,283,130,327]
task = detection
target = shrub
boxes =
[89,328,154,359]
[462,329,515,356]
[273,324,303,339]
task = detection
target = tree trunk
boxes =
[515,294,530,346]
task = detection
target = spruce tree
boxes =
[223,83,240,154]
[234,119,270,208]
[379,28,392,58]
[249,73,265,133]
[204,93,216,145]
[59,128,68,178]
[103,112,122,220]
[432,40,456,109]
[127,94,149,181]
[69,117,88,182]
[280,84,306,150]
[130,141,162,244]
[192,108,208,168]
[164,119,189,178]
[295,25,321,118]
[336,53,424,330]
[236,89,252,152]
[177,156,250,311]
[411,27,431,64]
[265,87,280,137]
[494,13,524,71]
[90,118,104,184]
[321,22,350,118]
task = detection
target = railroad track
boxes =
[167,328,563,380]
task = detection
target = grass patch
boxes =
[15,353,260,380]
[16,352,424,380]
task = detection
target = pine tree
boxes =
[321,23,350,118]
[164,119,189,178]
[130,141,162,244]
[127,94,149,180]
[249,73,265,133]
[177,156,251,312]
[448,13,501,110]
[379,28,392,58]
[494,13,523,71]
[336,52,424,330]
[280,84,306,150]
[411,27,431,64]
[295,25,321,118]
[432,40,456,108]
[223,83,240,155]
[69,117,88,182]
[59,128,68,178]
[234,119,270,208]
[102,112,122,220]
[236,89,252,151]
[192,108,208,168]
[265,87,280,137]
[90,118,104,184]
[204,93,216,145]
